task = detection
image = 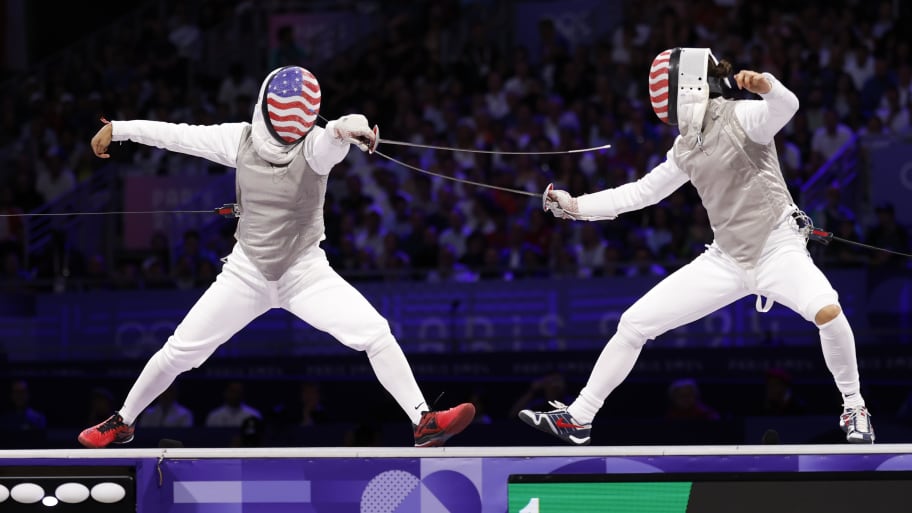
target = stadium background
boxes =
[0,0,911,448]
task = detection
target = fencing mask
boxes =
[257,65,321,144]
[251,66,321,164]
[648,48,731,132]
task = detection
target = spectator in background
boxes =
[810,109,854,166]
[273,381,330,427]
[354,207,388,259]
[339,174,374,222]
[576,223,608,278]
[270,25,307,69]
[237,414,264,447]
[205,381,262,428]
[426,243,477,282]
[217,62,259,118]
[810,184,857,233]
[860,55,894,116]
[141,255,173,289]
[843,44,875,92]
[877,86,911,134]
[641,206,674,259]
[761,368,807,416]
[86,387,116,426]
[858,112,891,137]
[775,134,803,197]
[174,229,218,280]
[0,380,47,432]
[865,203,911,268]
[167,4,202,62]
[509,372,573,419]
[625,246,668,278]
[825,218,868,268]
[35,146,77,203]
[33,229,86,292]
[665,378,720,421]
[139,383,193,428]
[2,0,909,290]
[438,208,470,259]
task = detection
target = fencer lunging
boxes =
[519,48,873,445]
[78,65,474,449]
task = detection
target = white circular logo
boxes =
[900,161,912,190]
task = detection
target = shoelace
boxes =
[415,392,448,430]
[847,408,871,432]
[96,415,124,433]
[547,400,569,412]
[430,391,445,411]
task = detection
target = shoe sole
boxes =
[415,404,476,447]
[77,433,134,449]
[518,411,591,446]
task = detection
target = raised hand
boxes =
[734,70,771,95]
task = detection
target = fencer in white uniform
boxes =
[519,48,874,444]
[79,66,474,448]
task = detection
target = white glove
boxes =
[542,183,616,221]
[542,183,580,219]
[329,114,379,153]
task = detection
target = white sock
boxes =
[818,311,864,408]
[119,350,181,425]
[567,329,644,424]
[368,336,427,425]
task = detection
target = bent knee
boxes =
[616,316,650,350]
[815,304,841,326]
[160,337,215,373]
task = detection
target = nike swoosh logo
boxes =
[414,403,426,410]
[555,419,586,429]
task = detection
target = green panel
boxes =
[508,481,693,513]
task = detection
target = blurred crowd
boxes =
[1,0,911,292]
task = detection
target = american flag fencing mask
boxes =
[648,48,678,125]
[648,48,729,128]
[260,66,321,145]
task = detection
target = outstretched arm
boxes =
[733,71,800,145]
[305,114,378,176]
[91,119,247,168]
[546,152,690,220]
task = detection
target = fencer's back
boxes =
[672,98,794,269]
[234,126,328,280]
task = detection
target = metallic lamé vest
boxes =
[672,98,794,269]
[234,126,328,280]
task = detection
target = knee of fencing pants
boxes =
[805,292,840,324]
[616,308,656,348]
[158,334,219,374]
[330,312,395,353]
[615,315,650,350]
[362,330,399,359]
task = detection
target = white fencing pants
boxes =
[567,222,862,424]
[119,244,427,425]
